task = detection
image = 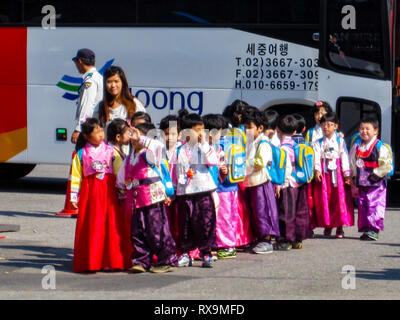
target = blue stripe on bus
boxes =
[62,92,79,101]
[61,75,82,84]
[172,11,210,24]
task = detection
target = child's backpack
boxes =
[257,140,287,185]
[282,141,315,184]
[222,128,247,185]
[348,132,361,152]
[151,159,175,197]
[351,135,394,177]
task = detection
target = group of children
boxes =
[69,99,393,274]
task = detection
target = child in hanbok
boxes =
[305,101,333,144]
[262,108,280,147]
[242,107,280,254]
[117,122,178,273]
[350,117,393,241]
[170,111,219,268]
[71,118,132,273]
[222,100,255,248]
[275,115,310,250]
[106,119,133,240]
[312,112,354,238]
[203,114,239,259]
[159,115,184,255]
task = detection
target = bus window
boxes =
[0,1,22,24]
[336,97,381,143]
[23,0,138,25]
[136,0,257,25]
[259,0,320,25]
[326,0,385,78]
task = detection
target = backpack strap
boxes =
[77,148,84,165]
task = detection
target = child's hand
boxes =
[220,165,228,175]
[275,186,281,199]
[125,178,132,187]
[71,202,78,210]
[164,197,172,206]
[199,131,206,144]
[344,176,351,185]
[315,170,322,182]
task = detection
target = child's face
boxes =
[321,121,338,138]
[164,126,178,148]
[187,124,204,144]
[208,128,222,145]
[105,74,122,97]
[314,107,328,125]
[359,122,378,143]
[244,122,263,139]
[264,128,275,139]
[86,125,104,146]
[116,128,131,146]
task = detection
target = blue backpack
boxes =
[257,140,287,185]
[282,141,315,184]
[351,135,394,177]
[152,159,175,197]
[222,128,247,185]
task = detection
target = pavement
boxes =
[0,165,399,300]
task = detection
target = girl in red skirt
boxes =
[70,118,132,273]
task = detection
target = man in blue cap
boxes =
[71,48,103,144]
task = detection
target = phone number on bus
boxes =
[234,80,318,91]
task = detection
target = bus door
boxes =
[318,0,392,148]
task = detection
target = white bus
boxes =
[0,0,397,178]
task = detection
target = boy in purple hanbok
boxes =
[117,122,178,273]
[349,117,393,241]
[242,107,280,254]
[275,115,311,250]
[170,110,219,268]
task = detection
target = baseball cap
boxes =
[72,48,95,62]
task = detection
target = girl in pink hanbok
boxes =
[203,114,239,259]
[312,112,354,238]
[71,118,132,273]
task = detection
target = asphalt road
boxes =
[0,165,399,300]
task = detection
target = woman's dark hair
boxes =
[241,106,264,128]
[360,116,379,130]
[131,111,152,124]
[159,114,179,131]
[177,109,203,130]
[278,114,298,135]
[107,118,130,145]
[99,66,137,124]
[222,99,249,127]
[263,108,279,130]
[202,114,226,131]
[313,100,333,115]
[292,113,306,134]
[320,112,339,125]
[75,118,103,151]
[135,122,156,136]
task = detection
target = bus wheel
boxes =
[0,163,36,180]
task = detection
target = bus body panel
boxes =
[2,26,319,165]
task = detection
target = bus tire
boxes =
[0,163,36,180]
